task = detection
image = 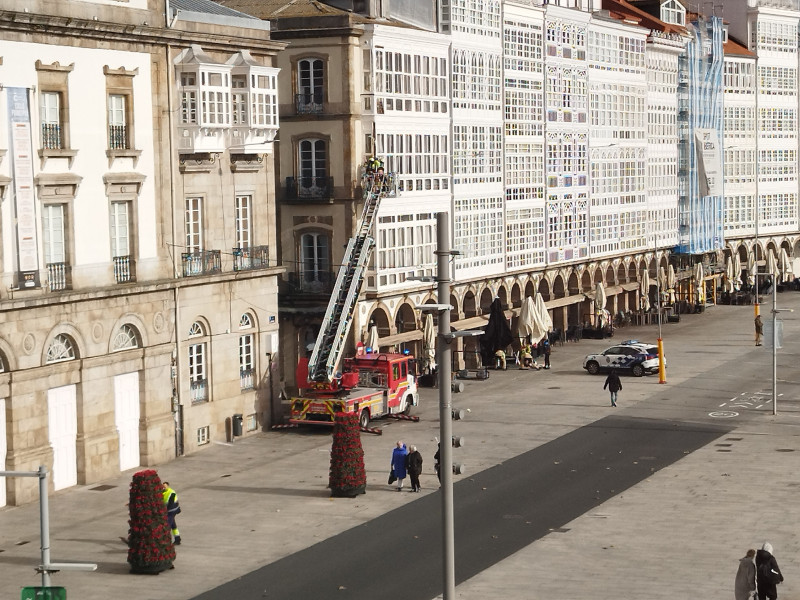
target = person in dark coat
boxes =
[756,542,783,600]
[755,314,764,346]
[542,339,551,369]
[434,443,441,483]
[603,369,622,407]
[735,549,756,600]
[406,446,423,492]
[390,441,408,492]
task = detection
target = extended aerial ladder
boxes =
[307,167,396,383]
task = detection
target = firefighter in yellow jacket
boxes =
[162,481,181,545]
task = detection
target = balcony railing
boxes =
[113,255,136,283]
[233,245,270,272]
[41,123,62,150]
[295,91,323,114]
[285,270,336,294]
[46,262,71,292]
[285,176,334,201]
[181,250,221,277]
[190,379,209,404]
[109,124,129,150]
[240,368,254,391]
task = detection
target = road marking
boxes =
[709,411,739,418]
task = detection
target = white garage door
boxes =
[114,372,140,472]
[47,385,77,491]
[0,398,6,507]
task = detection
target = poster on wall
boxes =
[695,128,722,198]
[7,87,40,289]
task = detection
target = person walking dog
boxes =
[603,369,622,407]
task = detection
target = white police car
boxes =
[582,340,665,377]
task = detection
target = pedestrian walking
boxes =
[390,441,408,491]
[735,549,756,600]
[756,542,783,600]
[161,481,181,545]
[434,443,441,483]
[543,338,551,369]
[755,314,763,346]
[406,446,423,492]
[603,369,622,407]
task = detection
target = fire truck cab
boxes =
[290,352,419,428]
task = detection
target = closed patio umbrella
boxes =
[534,292,553,334]
[594,282,607,328]
[732,254,742,291]
[724,257,735,293]
[780,248,792,283]
[367,325,379,353]
[639,269,650,312]
[667,265,677,304]
[518,296,542,342]
[746,252,756,288]
[694,263,705,304]
[767,249,778,279]
[422,312,436,373]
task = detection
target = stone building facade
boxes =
[0,0,284,506]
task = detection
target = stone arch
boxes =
[593,266,603,285]
[628,261,637,282]
[497,285,508,309]
[552,273,565,298]
[463,290,477,318]
[108,313,149,354]
[605,264,615,286]
[367,305,391,339]
[479,287,494,314]
[510,282,522,308]
[42,323,85,366]
[524,279,536,298]
[567,271,579,295]
[737,243,748,263]
[394,302,417,334]
[0,337,16,372]
[617,261,627,283]
[581,269,592,292]
[537,277,550,301]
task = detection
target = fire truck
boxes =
[290,351,418,429]
[288,161,420,428]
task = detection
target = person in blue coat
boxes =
[390,441,408,492]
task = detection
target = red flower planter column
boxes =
[127,470,175,574]
[329,412,367,498]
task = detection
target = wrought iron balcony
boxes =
[285,176,334,201]
[285,270,336,295]
[240,368,254,391]
[46,262,71,292]
[113,255,136,283]
[109,124,129,150]
[295,91,323,114]
[233,245,270,272]
[41,123,62,150]
[190,379,209,404]
[181,250,221,277]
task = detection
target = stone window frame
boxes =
[35,61,77,166]
[104,66,143,165]
[291,54,328,105]
[104,173,144,279]
[35,174,82,290]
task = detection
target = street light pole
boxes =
[772,273,777,415]
[435,212,456,600]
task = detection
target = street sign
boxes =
[763,320,783,349]
[21,587,66,600]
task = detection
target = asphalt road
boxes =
[192,415,730,600]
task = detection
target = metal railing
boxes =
[46,262,70,292]
[285,270,336,294]
[113,255,136,283]
[240,368,254,391]
[190,379,209,404]
[233,245,270,272]
[109,124,129,150]
[285,176,334,200]
[41,123,62,150]
[181,250,221,277]
[295,92,324,114]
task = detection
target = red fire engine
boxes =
[290,351,419,428]
[287,160,420,429]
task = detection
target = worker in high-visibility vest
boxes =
[162,481,181,545]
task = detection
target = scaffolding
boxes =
[676,14,725,255]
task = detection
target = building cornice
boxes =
[0,10,286,54]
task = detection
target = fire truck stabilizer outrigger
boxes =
[287,160,420,431]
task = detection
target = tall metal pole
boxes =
[435,212,455,600]
[754,203,760,319]
[39,465,51,588]
[772,270,777,415]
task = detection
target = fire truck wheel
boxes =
[403,398,413,416]
[359,409,370,429]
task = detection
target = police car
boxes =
[582,340,665,377]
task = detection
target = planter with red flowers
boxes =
[127,469,175,574]
[329,412,367,498]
